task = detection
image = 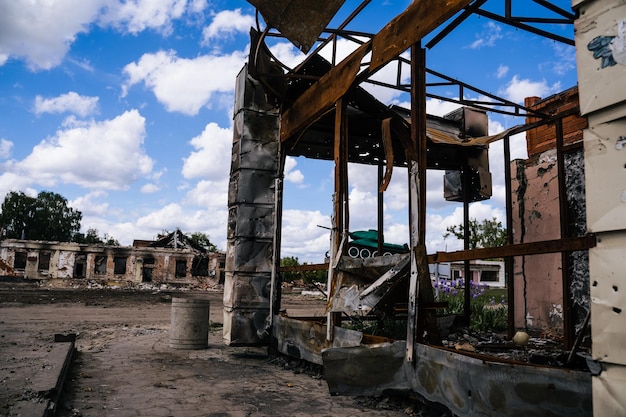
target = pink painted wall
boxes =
[511,153,564,333]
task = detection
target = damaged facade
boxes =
[220,0,625,415]
[511,86,589,334]
[0,230,225,286]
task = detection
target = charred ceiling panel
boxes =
[247,0,346,53]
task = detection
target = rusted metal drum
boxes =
[169,297,210,349]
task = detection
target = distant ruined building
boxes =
[0,230,225,287]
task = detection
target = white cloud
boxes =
[0,0,104,70]
[201,8,254,44]
[496,64,509,79]
[548,42,577,76]
[281,209,331,262]
[34,92,99,117]
[182,122,232,180]
[122,49,248,115]
[184,178,228,210]
[0,172,36,198]
[70,191,112,216]
[134,202,228,249]
[0,139,13,159]
[500,75,560,103]
[141,183,160,193]
[284,156,304,184]
[188,0,208,14]
[468,21,503,49]
[0,1,210,71]
[426,98,462,117]
[267,42,306,69]
[426,202,506,253]
[9,110,153,190]
[99,0,187,36]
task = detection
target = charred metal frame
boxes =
[261,0,592,348]
[230,0,598,414]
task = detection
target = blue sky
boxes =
[0,1,577,262]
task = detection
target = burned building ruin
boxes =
[222,1,624,416]
[0,230,225,287]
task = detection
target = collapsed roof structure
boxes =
[223,1,625,415]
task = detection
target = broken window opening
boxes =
[38,251,51,271]
[94,255,107,275]
[191,256,209,276]
[142,256,155,282]
[114,256,127,275]
[74,254,87,279]
[480,270,499,282]
[175,260,187,279]
[13,252,27,269]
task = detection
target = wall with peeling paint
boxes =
[511,152,564,332]
[510,86,589,334]
[575,0,626,413]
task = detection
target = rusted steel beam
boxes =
[280,0,471,142]
[556,117,574,350]
[370,0,472,72]
[504,134,515,339]
[428,235,597,263]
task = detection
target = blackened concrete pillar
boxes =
[224,64,280,345]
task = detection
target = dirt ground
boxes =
[0,281,445,417]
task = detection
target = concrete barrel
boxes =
[169,297,210,349]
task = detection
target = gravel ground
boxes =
[0,281,449,417]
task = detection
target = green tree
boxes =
[104,234,120,246]
[280,256,327,285]
[0,191,82,242]
[280,256,302,282]
[74,228,119,246]
[443,217,507,250]
[74,228,104,244]
[188,232,217,252]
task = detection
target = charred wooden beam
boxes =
[369,0,471,72]
[428,235,597,263]
[279,263,329,272]
[280,0,472,142]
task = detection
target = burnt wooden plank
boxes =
[370,0,472,72]
[280,45,368,142]
[428,235,597,263]
[280,0,470,142]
